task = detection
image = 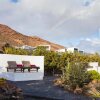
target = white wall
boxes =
[67,47,78,53]
[0,54,44,81]
[89,62,98,67]
[87,62,100,73]
[56,49,66,53]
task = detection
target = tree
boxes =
[32,46,48,56]
[45,51,59,75]
[2,43,11,54]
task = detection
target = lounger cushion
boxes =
[17,64,23,68]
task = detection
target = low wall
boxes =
[0,54,44,81]
[87,62,100,73]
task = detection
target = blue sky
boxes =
[0,0,100,53]
[11,0,18,3]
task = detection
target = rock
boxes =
[0,80,23,100]
[54,78,64,86]
[74,85,83,94]
[92,80,98,84]
[87,82,94,88]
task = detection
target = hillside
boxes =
[0,24,65,51]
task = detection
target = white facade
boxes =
[56,48,67,53]
[15,45,36,50]
[0,54,44,81]
[15,44,51,51]
[87,62,100,73]
[67,47,78,53]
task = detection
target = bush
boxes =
[0,78,6,86]
[88,70,100,80]
[61,62,90,90]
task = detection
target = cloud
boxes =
[0,0,90,35]
[83,0,94,6]
[77,38,100,53]
[0,0,100,53]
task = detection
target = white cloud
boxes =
[77,38,100,53]
[0,0,100,53]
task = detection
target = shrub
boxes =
[88,70,100,80]
[61,62,90,89]
[89,89,100,98]
[0,78,6,86]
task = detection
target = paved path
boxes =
[12,77,92,100]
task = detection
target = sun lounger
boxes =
[7,61,23,72]
[22,61,40,72]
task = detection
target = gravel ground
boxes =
[12,76,92,100]
[24,97,47,100]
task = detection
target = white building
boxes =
[87,62,100,73]
[15,45,36,50]
[79,50,84,54]
[15,45,51,51]
[56,48,67,53]
[67,47,78,53]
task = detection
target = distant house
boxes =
[56,48,67,53]
[79,50,84,54]
[20,45,36,50]
[15,45,36,50]
[56,47,85,54]
[15,44,51,51]
[67,47,78,53]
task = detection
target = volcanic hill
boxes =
[0,24,65,51]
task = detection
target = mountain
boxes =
[0,24,65,51]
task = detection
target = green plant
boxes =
[61,62,90,90]
[32,46,47,56]
[89,89,100,98]
[88,70,100,80]
[0,78,6,86]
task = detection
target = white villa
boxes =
[56,48,67,53]
[79,50,84,54]
[15,44,51,51]
[15,45,36,50]
[56,47,84,54]
[67,47,78,53]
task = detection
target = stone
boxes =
[74,85,83,94]
[0,80,23,100]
